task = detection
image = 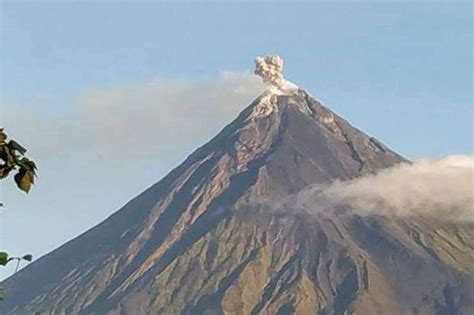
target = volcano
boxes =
[1,58,473,315]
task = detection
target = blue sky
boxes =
[0,1,472,278]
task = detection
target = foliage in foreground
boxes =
[0,128,38,193]
[0,128,38,301]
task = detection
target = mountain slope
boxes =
[1,89,473,315]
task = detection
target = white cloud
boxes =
[298,155,474,221]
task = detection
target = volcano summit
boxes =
[1,57,473,315]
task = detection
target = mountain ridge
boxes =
[1,87,472,315]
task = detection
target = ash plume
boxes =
[254,55,298,94]
[254,55,285,88]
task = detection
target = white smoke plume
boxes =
[254,55,299,94]
[254,55,285,87]
[298,155,474,221]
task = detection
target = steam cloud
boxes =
[298,155,474,221]
[254,55,285,88]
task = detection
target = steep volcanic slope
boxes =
[1,89,473,315]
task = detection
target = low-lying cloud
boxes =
[298,155,474,221]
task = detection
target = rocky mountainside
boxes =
[1,84,473,314]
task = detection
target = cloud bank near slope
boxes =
[297,155,474,221]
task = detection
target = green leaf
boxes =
[7,140,27,155]
[22,254,33,262]
[0,252,8,266]
[24,158,38,172]
[17,158,38,176]
[0,129,38,192]
[14,167,34,193]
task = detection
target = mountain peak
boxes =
[2,60,471,315]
